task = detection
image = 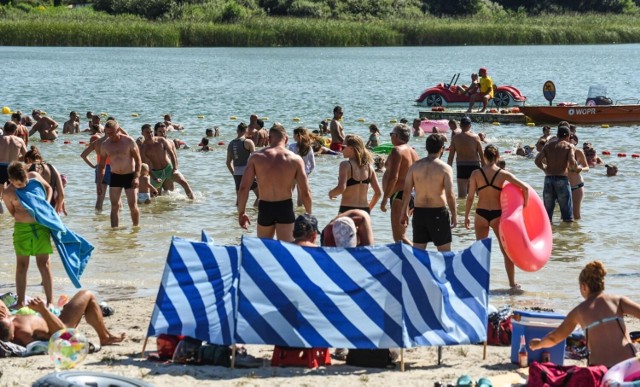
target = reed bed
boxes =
[1,6,639,47]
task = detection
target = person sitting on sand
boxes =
[529,261,640,368]
[0,290,126,347]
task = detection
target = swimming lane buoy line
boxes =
[601,356,640,386]
[499,182,552,272]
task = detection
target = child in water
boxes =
[138,163,158,204]
[366,124,380,149]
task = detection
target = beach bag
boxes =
[197,344,232,367]
[527,361,607,387]
[156,334,184,360]
[346,349,394,368]
[487,307,512,346]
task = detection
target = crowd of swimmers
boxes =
[2,106,638,370]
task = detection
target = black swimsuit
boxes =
[346,163,370,186]
[475,168,503,223]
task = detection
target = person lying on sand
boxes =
[0,290,126,347]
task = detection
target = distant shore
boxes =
[2,296,638,386]
[1,9,640,47]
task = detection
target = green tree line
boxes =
[1,0,639,21]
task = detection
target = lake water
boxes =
[1,45,639,313]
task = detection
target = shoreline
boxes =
[3,296,639,386]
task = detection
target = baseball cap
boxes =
[332,217,357,248]
[461,116,472,126]
[479,67,487,75]
[293,214,319,239]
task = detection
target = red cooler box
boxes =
[510,310,566,366]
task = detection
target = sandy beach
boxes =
[1,296,638,386]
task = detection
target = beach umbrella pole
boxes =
[400,348,405,372]
[231,344,237,369]
[140,336,149,359]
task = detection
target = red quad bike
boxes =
[416,73,527,108]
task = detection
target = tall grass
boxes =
[1,6,640,47]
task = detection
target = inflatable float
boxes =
[499,182,552,272]
[419,119,449,134]
[602,356,640,386]
[372,143,394,154]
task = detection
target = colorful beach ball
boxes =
[48,328,89,370]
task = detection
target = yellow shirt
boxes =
[479,76,494,97]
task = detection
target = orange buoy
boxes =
[618,153,627,157]
[63,141,71,144]
[218,141,225,146]
[504,150,512,154]
[602,150,611,155]
[79,141,87,144]
[632,154,640,159]
[41,139,50,143]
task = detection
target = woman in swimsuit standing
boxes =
[530,261,640,368]
[329,135,382,214]
[464,144,529,290]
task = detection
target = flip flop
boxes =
[456,375,474,387]
[477,377,493,387]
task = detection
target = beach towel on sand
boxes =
[15,179,93,288]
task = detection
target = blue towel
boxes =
[15,179,93,288]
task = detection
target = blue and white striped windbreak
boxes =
[147,235,239,345]
[147,235,491,348]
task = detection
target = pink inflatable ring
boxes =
[602,356,640,386]
[499,182,552,272]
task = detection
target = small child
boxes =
[138,164,158,204]
[374,156,386,172]
[366,124,380,149]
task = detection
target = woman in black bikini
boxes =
[464,144,529,290]
[530,261,640,368]
[328,135,382,214]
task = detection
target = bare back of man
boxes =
[447,122,484,198]
[238,125,311,242]
[401,135,456,251]
[537,139,575,176]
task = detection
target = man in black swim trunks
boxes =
[97,120,142,228]
[401,134,456,251]
[237,124,311,242]
[447,116,484,199]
